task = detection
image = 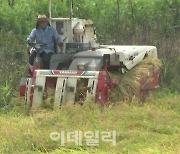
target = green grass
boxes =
[0,91,180,154]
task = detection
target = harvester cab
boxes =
[49,17,99,70]
[20,0,160,110]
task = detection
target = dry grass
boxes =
[0,92,179,153]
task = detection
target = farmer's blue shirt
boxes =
[27,26,63,53]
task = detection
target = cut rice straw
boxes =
[110,56,162,102]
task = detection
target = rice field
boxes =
[0,90,179,154]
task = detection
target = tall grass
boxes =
[0,31,26,108]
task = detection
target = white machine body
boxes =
[69,45,157,73]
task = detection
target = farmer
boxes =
[27,14,63,71]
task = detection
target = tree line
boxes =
[0,0,179,40]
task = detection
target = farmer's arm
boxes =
[26,29,36,54]
[27,28,36,43]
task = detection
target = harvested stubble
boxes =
[110,56,162,102]
[42,88,55,109]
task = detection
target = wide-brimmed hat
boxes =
[37,15,48,22]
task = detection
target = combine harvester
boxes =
[20,0,160,110]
